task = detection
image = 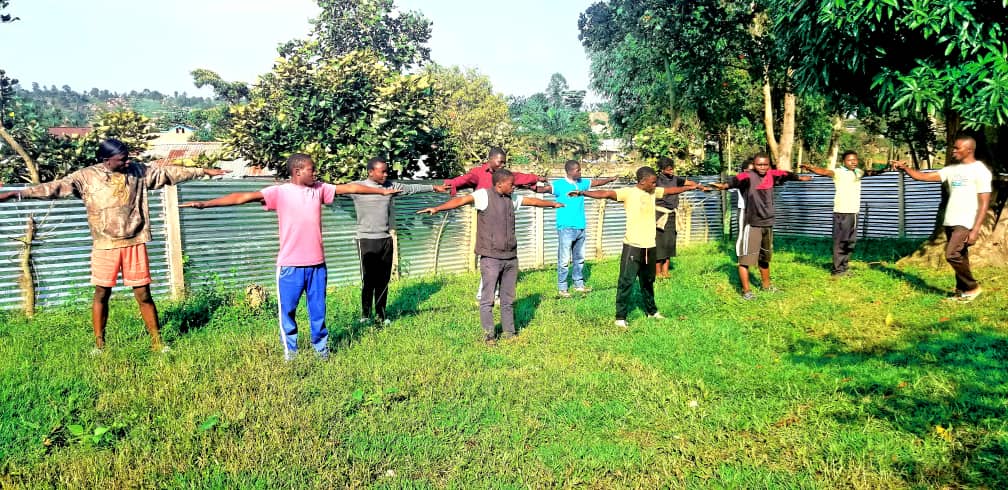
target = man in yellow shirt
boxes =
[801,151,887,276]
[577,166,703,327]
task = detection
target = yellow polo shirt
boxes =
[615,186,665,248]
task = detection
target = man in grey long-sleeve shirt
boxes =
[349,157,447,324]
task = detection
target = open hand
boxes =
[179,201,206,209]
[417,207,438,215]
[553,202,565,208]
[432,184,448,193]
[382,188,404,196]
[204,168,231,178]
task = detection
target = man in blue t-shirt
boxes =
[539,160,617,297]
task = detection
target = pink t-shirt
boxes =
[260,182,337,266]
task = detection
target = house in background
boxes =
[143,141,273,178]
[148,124,199,146]
[46,127,92,139]
[588,112,625,162]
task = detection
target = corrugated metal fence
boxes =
[0,173,941,310]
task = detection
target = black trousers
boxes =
[832,212,858,274]
[357,237,394,319]
[615,244,657,320]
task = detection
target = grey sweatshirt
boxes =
[349,178,434,239]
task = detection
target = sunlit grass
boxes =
[1,237,1006,488]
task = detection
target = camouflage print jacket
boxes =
[20,163,206,249]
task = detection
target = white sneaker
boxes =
[650,312,665,319]
[358,317,370,324]
[614,319,627,328]
[381,318,391,326]
[90,347,105,357]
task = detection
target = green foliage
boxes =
[0,107,155,182]
[190,69,250,105]
[282,0,432,72]
[0,69,15,129]
[226,49,450,180]
[1,238,1006,487]
[422,64,516,164]
[0,0,16,23]
[509,75,600,165]
[776,0,1008,157]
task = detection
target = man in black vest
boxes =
[418,169,563,345]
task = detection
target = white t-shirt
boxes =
[832,167,864,214]
[472,188,525,212]
[938,161,993,228]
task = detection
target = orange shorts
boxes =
[90,243,152,288]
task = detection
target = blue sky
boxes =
[0,0,597,101]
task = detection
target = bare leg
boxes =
[92,286,112,349]
[759,266,771,288]
[738,265,752,293]
[133,285,163,351]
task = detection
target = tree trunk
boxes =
[827,115,843,166]
[18,215,36,318]
[778,90,796,171]
[0,126,41,184]
[762,78,779,161]
[761,74,796,171]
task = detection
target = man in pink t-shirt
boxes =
[182,154,398,360]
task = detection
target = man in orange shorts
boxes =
[0,139,227,353]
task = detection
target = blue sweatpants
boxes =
[276,264,329,358]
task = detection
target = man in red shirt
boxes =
[443,147,545,301]
[443,147,542,196]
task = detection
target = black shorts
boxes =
[736,225,772,267]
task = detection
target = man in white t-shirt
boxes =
[801,151,887,276]
[893,136,993,301]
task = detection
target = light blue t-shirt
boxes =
[551,178,592,229]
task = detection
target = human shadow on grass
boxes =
[512,292,542,334]
[867,263,949,296]
[386,277,447,319]
[159,287,230,335]
[785,321,1008,487]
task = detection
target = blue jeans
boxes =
[557,227,587,291]
[277,264,329,359]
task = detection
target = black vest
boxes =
[474,190,518,259]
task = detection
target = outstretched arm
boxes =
[590,176,618,187]
[891,161,941,182]
[660,182,703,195]
[180,191,265,209]
[417,194,475,214]
[521,197,564,209]
[572,189,618,200]
[799,164,835,178]
[332,183,402,196]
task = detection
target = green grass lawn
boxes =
[1,237,1006,488]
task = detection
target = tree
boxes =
[422,64,516,165]
[190,69,250,105]
[281,0,432,72]
[775,0,1008,266]
[226,49,450,181]
[0,0,16,23]
[579,0,815,170]
[509,75,600,165]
